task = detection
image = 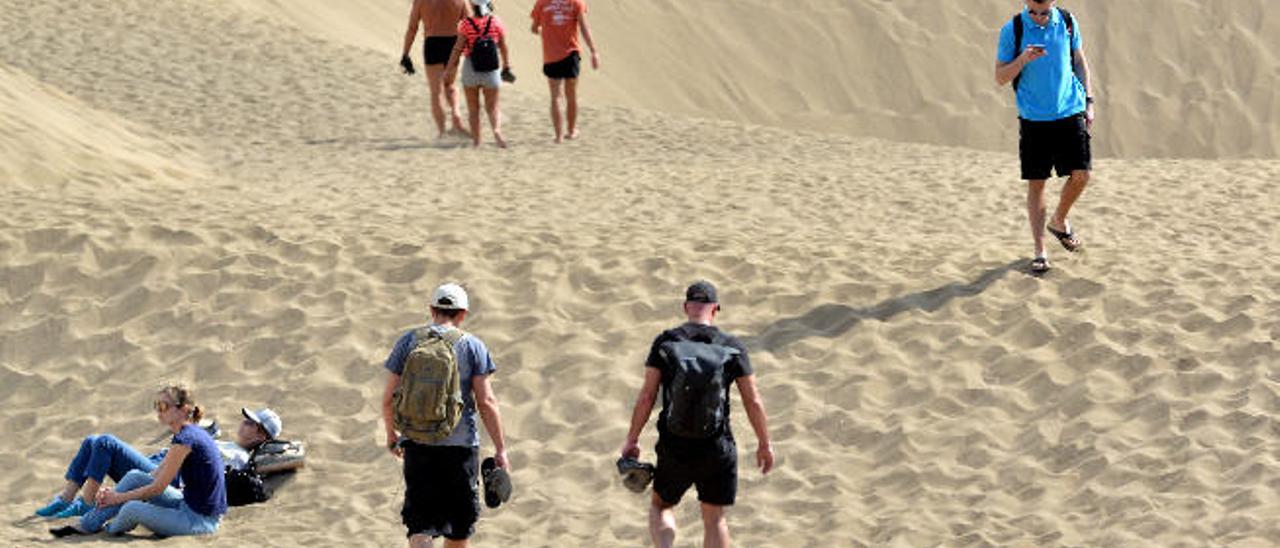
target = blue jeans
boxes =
[64,434,162,485]
[80,470,220,536]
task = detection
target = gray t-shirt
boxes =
[384,324,497,447]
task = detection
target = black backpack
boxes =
[1011,8,1075,93]
[659,336,740,439]
[467,17,500,72]
[224,466,270,506]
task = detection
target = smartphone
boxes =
[1027,44,1047,51]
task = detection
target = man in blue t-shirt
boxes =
[995,0,1096,273]
[380,282,508,547]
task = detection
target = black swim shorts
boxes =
[1019,112,1092,180]
[542,51,581,80]
[652,436,738,506]
[402,443,480,541]
[424,36,458,66]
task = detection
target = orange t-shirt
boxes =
[531,0,587,64]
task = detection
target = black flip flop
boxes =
[1030,256,1051,273]
[481,457,512,509]
[1046,224,1082,252]
[49,526,88,538]
[616,457,656,493]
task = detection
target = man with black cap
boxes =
[620,281,774,548]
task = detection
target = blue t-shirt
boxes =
[996,7,1086,121]
[171,424,227,518]
[384,324,497,447]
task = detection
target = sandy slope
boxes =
[2,0,1279,547]
[216,0,1280,159]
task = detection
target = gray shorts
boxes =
[460,58,500,89]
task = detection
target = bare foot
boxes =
[493,132,508,149]
[554,134,564,144]
[566,129,580,140]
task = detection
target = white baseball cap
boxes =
[431,283,470,310]
[241,408,282,440]
[470,0,492,15]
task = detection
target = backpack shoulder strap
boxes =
[440,328,468,346]
[1011,13,1024,93]
[1060,8,1074,37]
[1012,13,1023,54]
[482,15,493,36]
[465,16,481,33]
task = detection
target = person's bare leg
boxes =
[482,87,505,148]
[464,86,482,148]
[446,65,465,133]
[565,77,580,140]
[425,65,448,138]
[547,78,565,143]
[57,480,81,502]
[80,478,102,502]
[408,533,433,548]
[442,539,468,548]
[700,503,730,548]
[1027,179,1048,259]
[649,492,677,548]
[1049,169,1090,234]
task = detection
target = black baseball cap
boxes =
[685,280,718,304]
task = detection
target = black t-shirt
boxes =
[645,323,753,449]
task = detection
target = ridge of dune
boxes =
[149,0,1280,159]
[0,65,204,192]
[1,0,1279,547]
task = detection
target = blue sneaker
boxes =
[53,497,94,518]
[34,496,71,517]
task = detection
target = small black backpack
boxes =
[467,17,500,72]
[659,336,740,439]
[224,466,270,506]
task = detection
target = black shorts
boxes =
[1019,113,1092,180]
[653,436,738,506]
[542,51,581,80]
[424,36,458,66]
[401,443,479,540]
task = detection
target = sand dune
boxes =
[3,0,1279,546]
[217,0,1280,159]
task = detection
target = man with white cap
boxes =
[381,282,509,548]
[224,408,282,471]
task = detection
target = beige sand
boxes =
[2,0,1279,546]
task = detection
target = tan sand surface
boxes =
[2,1,1278,546]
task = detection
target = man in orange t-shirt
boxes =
[530,0,599,143]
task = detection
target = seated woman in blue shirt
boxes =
[50,385,228,538]
[36,404,279,519]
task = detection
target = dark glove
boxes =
[500,67,516,83]
[400,54,415,75]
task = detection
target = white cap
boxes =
[431,283,470,310]
[242,408,282,440]
[470,0,492,15]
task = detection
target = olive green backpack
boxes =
[393,328,467,443]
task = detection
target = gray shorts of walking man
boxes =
[620,281,774,548]
[381,283,509,548]
[994,0,1097,273]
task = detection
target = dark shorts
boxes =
[402,443,479,540]
[542,51,581,80]
[424,36,458,66]
[1019,113,1092,180]
[653,436,738,506]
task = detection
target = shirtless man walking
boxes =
[401,0,469,138]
